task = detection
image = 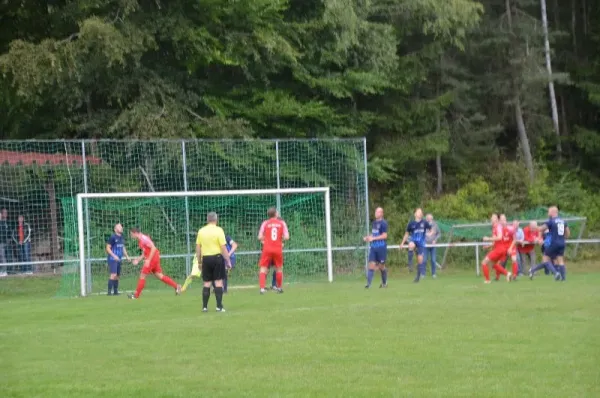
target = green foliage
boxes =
[1,0,600,234]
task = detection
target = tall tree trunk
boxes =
[582,0,588,37]
[571,0,577,54]
[435,152,443,195]
[540,0,562,158]
[515,97,535,181]
[506,0,535,180]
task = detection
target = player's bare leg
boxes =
[365,262,377,288]
[259,266,269,294]
[274,266,284,293]
[154,272,182,295]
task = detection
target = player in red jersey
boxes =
[258,208,289,294]
[127,228,181,299]
[481,213,511,284]
[504,220,520,280]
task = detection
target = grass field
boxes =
[2,271,600,397]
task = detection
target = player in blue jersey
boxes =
[529,206,569,281]
[106,223,130,295]
[400,208,431,283]
[540,230,552,275]
[363,207,388,288]
[222,235,237,293]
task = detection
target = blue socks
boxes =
[407,251,414,270]
[557,265,566,280]
[108,279,119,294]
[366,269,375,286]
[381,268,388,285]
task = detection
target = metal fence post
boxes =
[275,140,282,214]
[182,141,191,277]
[81,141,92,295]
[362,138,370,273]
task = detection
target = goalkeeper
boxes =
[182,235,237,293]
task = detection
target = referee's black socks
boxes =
[214,286,224,309]
[202,287,210,308]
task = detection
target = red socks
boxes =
[512,261,518,277]
[482,263,490,281]
[276,271,283,288]
[493,263,508,276]
[160,275,178,289]
[259,272,266,289]
[134,278,146,298]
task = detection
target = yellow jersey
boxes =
[196,224,226,256]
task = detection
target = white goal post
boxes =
[76,187,333,297]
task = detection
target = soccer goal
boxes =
[73,188,332,297]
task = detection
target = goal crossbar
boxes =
[76,187,333,297]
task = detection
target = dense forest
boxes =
[1,0,599,228]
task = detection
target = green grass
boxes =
[2,272,600,397]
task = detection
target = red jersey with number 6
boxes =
[259,218,288,253]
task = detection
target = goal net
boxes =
[60,188,332,297]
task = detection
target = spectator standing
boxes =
[0,208,8,277]
[425,213,441,278]
[12,215,32,274]
[518,221,538,275]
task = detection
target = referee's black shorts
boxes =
[201,254,226,282]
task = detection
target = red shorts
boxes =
[259,251,283,268]
[487,247,507,263]
[141,255,162,275]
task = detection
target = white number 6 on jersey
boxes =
[271,227,278,241]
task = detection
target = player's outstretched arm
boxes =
[565,226,571,239]
[123,247,131,262]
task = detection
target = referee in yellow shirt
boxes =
[196,212,231,312]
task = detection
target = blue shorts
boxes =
[411,245,425,256]
[544,244,565,259]
[108,260,121,276]
[368,247,387,264]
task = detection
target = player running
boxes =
[529,206,568,281]
[106,223,130,296]
[258,208,289,294]
[399,208,431,283]
[504,219,520,281]
[363,207,388,288]
[127,228,181,299]
[481,213,511,284]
